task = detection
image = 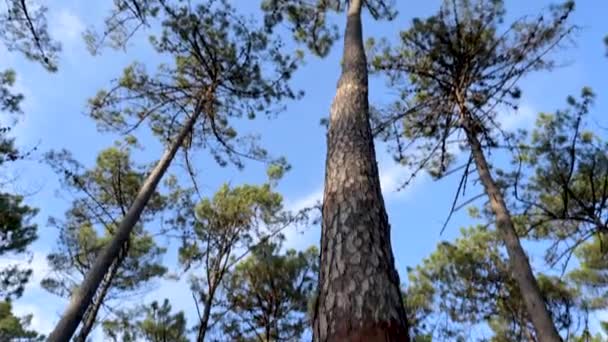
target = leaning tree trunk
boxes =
[74,253,122,342]
[47,105,204,342]
[313,1,409,341]
[464,123,562,342]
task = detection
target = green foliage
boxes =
[369,0,575,179]
[0,67,38,301]
[0,193,37,300]
[261,0,397,56]
[84,0,161,54]
[266,157,291,184]
[513,89,608,267]
[0,301,43,341]
[569,234,608,310]
[220,241,318,341]
[0,69,23,114]
[175,181,304,339]
[0,0,61,71]
[42,146,168,329]
[0,24,39,307]
[88,0,301,169]
[406,225,585,341]
[103,299,188,342]
[179,182,287,270]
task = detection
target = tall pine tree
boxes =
[369,1,575,340]
[48,1,301,340]
[262,1,409,339]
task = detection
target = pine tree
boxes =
[0,300,43,341]
[406,225,586,341]
[514,89,608,270]
[0,70,37,301]
[262,1,409,339]
[43,145,168,341]
[48,1,300,340]
[369,1,575,340]
[220,241,318,341]
[175,178,307,341]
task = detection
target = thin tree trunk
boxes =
[197,282,218,342]
[464,125,562,342]
[74,254,121,342]
[313,1,409,341]
[47,105,204,342]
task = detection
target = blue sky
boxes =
[1,0,607,339]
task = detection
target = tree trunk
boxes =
[464,125,562,342]
[47,107,204,342]
[74,254,121,342]
[196,283,217,342]
[313,1,409,341]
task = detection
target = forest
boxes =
[0,0,607,341]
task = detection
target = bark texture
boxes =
[464,124,562,342]
[47,107,204,342]
[313,1,409,341]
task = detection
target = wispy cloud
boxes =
[52,9,85,43]
[12,301,55,335]
[378,158,428,201]
[286,187,322,212]
[50,8,85,55]
[496,103,537,131]
[281,151,430,250]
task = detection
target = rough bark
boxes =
[464,124,562,342]
[47,106,204,342]
[312,1,409,341]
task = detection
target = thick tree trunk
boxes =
[464,126,562,342]
[47,107,204,342]
[313,1,409,341]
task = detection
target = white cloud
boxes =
[285,155,426,213]
[286,187,322,212]
[379,159,427,200]
[496,103,537,131]
[281,152,431,250]
[51,9,85,47]
[12,301,55,335]
[27,251,52,288]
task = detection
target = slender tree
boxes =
[511,89,608,333]
[262,0,410,340]
[513,89,608,270]
[177,181,298,341]
[220,241,318,341]
[369,1,575,340]
[405,224,587,341]
[43,145,168,341]
[48,1,300,340]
